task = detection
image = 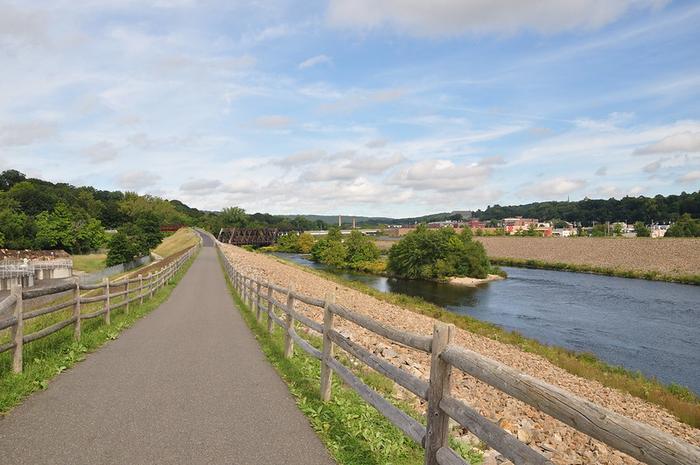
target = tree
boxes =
[345,230,380,263]
[634,221,651,237]
[665,214,700,237]
[106,231,137,266]
[613,223,623,237]
[34,203,75,250]
[297,232,315,253]
[135,211,164,250]
[0,170,26,191]
[314,240,347,268]
[388,225,492,280]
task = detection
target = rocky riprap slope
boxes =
[221,244,699,465]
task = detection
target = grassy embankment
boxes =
[219,257,483,465]
[269,254,700,428]
[490,257,700,285]
[0,247,198,414]
[153,227,200,258]
[72,253,107,273]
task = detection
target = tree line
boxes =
[474,191,700,225]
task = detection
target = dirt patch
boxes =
[220,243,699,465]
[475,237,700,277]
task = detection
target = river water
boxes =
[273,252,700,393]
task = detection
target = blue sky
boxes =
[1,0,699,216]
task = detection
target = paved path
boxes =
[0,243,335,465]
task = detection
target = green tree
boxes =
[135,211,164,250]
[613,223,623,237]
[345,230,380,264]
[634,221,651,237]
[34,203,75,250]
[388,225,492,280]
[316,240,347,268]
[665,214,700,237]
[276,232,301,252]
[297,232,315,253]
[106,231,137,266]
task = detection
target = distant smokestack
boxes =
[338,215,342,227]
[352,217,356,229]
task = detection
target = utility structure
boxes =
[217,228,287,246]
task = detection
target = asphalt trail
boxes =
[0,243,335,465]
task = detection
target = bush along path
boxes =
[0,245,335,465]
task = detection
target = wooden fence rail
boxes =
[216,243,700,465]
[0,242,201,374]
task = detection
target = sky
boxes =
[1,0,699,216]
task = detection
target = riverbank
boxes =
[220,243,699,465]
[475,236,700,284]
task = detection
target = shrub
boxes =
[388,225,492,280]
[665,214,700,237]
[634,221,651,237]
[345,230,380,264]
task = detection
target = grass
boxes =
[219,257,483,465]
[269,254,700,428]
[0,253,197,414]
[491,257,700,286]
[152,228,199,258]
[71,253,107,273]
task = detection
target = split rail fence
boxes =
[0,243,200,374]
[217,243,700,465]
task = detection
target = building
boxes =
[650,224,670,238]
[0,250,73,291]
[503,217,538,234]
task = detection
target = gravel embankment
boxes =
[221,243,699,465]
[474,237,700,277]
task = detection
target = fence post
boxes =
[149,272,155,298]
[283,286,295,358]
[139,274,144,305]
[266,283,274,333]
[103,277,111,325]
[255,282,262,322]
[424,323,454,465]
[73,278,81,340]
[320,292,335,402]
[10,284,23,373]
[125,278,130,314]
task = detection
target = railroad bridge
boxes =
[217,227,289,246]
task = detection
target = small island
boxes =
[271,224,505,283]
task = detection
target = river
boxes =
[273,252,700,394]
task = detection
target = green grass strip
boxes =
[0,253,197,414]
[218,257,483,465]
[268,254,700,428]
[491,257,700,285]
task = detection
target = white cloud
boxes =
[595,166,608,176]
[525,178,587,196]
[117,171,161,191]
[303,152,404,181]
[678,170,700,183]
[0,121,57,146]
[365,138,387,149]
[327,0,667,36]
[83,141,118,163]
[391,159,490,191]
[634,131,700,155]
[253,115,293,129]
[298,54,332,69]
[642,159,661,173]
[274,150,327,167]
[181,178,222,193]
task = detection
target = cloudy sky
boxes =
[2,0,699,216]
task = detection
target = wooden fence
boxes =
[0,243,200,374]
[216,244,700,465]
